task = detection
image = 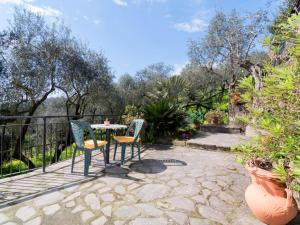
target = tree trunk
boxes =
[228,82,246,125]
[13,87,55,169]
[239,60,264,108]
[13,117,36,169]
[51,101,80,163]
[51,140,69,163]
[240,61,263,91]
[249,63,263,108]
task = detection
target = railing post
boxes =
[42,117,46,173]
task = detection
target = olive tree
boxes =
[135,63,173,105]
[117,73,139,106]
[50,39,113,161]
[0,9,66,167]
[180,64,227,113]
[56,40,112,117]
[188,9,269,122]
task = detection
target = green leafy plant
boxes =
[142,100,186,143]
[234,13,300,191]
[187,110,203,124]
[121,105,141,125]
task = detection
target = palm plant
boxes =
[142,76,189,142]
[146,76,188,104]
[142,100,186,142]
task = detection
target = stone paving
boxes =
[187,132,249,151]
[0,145,264,225]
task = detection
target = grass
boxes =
[0,145,83,178]
[0,131,119,178]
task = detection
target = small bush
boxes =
[204,110,226,124]
[142,100,186,143]
[234,13,300,191]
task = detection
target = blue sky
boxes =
[0,0,280,78]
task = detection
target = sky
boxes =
[0,0,281,79]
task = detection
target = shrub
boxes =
[187,110,203,124]
[121,105,140,125]
[204,110,226,124]
[234,13,300,191]
[142,100,186,143]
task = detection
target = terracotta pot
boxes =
[245,165,298,225]
[212,117,219,124]
[194,122,201,130]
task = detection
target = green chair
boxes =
[113,119,144,165]
[70,120,107,176]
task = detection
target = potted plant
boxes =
[205,110,226,125]
[234,14,300,225]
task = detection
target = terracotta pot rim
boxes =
[245,164,280,181]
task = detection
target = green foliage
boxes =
[187,109,203,124]
[146,75,188,104]
[142,100,186,143]
[180,64,230,119]
[1,146,78,177]
[234,13,300,190]
[177,109,203,137]
[121,105,141,125]
[269,0,298,35]
[213,94,229,112]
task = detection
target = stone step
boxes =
[187,142,231,151]
[200,125,242,134]
[186,132,249,151]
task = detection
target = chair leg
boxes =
[137,143,141,161]
[121,144,126,165]
[71,147,77,173]
[131,144,134,159]
[84,151,91,176]
[113,142,118,160]
[102,147,106,168]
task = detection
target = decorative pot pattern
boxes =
[245,165,298,225]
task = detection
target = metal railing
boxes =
[0,114,121,178]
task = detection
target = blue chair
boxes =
[113,119,144,165]
[70,120,107,176]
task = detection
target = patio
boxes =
[0,145,263,225]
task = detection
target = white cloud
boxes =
[173,62,188,75]
[0,0,23,4]
[25,5,61,17]
[0,0,62,17]
[137,0,167,3]
[93,19,100,24]
[113,0,128,7]
[113,0,168,7]
[174,18,207,33]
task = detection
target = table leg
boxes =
[105,129,111,164]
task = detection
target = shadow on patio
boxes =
[0,146,187,208]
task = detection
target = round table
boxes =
[91,124,127,164]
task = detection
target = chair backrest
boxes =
[125,119,144,141]
[70,120,97,149]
